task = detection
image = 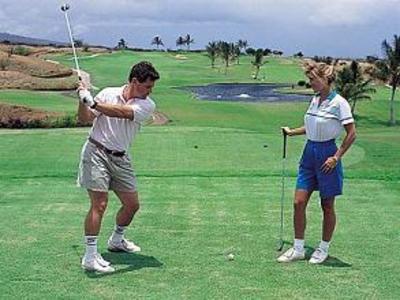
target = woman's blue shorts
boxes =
[296,139,343,199]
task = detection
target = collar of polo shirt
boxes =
[316,90,337,101]
[119,85,128,102]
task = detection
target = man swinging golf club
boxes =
[60,3,160,273]
[77,61,160,273]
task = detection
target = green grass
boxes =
[0,90,76,114]
[0,127,399,299]
[0,51,399,299]
[3,52,399,131]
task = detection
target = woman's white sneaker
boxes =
[277,247,305,263]
[107,238,141,253]
[309,248,328,264]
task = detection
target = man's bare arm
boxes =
[94,102,134,120]
[77,86,134,120]
[77,102,96,124]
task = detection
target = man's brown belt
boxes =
[88,137,126,157]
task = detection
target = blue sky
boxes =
[0,0,399,58]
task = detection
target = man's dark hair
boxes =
[128,61,160,83]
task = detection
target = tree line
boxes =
[205,39,285,79]
[115,34,195,51]
[113,34,400,126]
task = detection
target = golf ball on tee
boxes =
[227,253,234,260]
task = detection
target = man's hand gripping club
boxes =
[77,82,97,109]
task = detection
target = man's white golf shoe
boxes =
[81,254,115,273]
[309,248,328,264]
[95,253,111,267]
[107,238,141,253]
[277,247,305,263]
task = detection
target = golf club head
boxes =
[61,3,70,12]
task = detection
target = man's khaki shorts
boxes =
[77,141,137,192]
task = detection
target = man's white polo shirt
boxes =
[304,91,354,142]
[89,85,155,152]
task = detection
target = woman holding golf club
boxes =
[278,61,356,264]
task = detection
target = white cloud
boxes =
[0,0,399,56]
[307,0,398,26]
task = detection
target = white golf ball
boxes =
[227,253,234,260]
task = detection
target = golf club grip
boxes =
[282,131,287,159]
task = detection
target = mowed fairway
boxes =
[0,51,399,299]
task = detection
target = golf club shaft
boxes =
[279,131,288,250]
[283,131,287,159]
[280,154,285,241]
[63,9,81,79]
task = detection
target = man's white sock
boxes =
[319,240,330,253]
[294,239,305,252]
[84,235,97,258]
[111,225,126,243]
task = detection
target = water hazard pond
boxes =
[181,83,312,103]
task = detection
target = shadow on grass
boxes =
[84,252,163,278]
[305,245,352,268]
[322,256,352,268]
[280,241,352,268]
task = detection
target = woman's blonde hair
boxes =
[303,60,336,85]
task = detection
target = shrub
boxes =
[297,80,306,87]
[27,118,48,128]
[263,48,271,56]
[313,55,333,65]
[0,58,10,70]
[13,46,31,56]
[246,48,255,55]
[366,55,379,64]
[51,114,78,128]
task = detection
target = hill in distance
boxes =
[0,32,67,47]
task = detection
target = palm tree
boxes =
[233,43,241,64]
[151,35,164,50]
[217,41,232,74]
[336,61,376,115]
[237,39,248,53]
[378,34,400,125]
[184,34,194,51]
[116,38,127,50]
[176,36,185,50]
[219,41,231,74]
[251,48,265,79]
[206,41,219,68]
